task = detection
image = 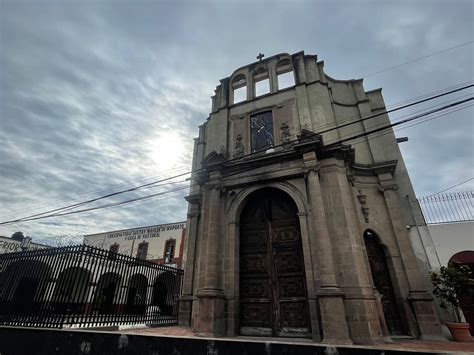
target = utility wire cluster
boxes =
[1,82,472,227]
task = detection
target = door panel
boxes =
[364,231,404,335]
[240,188,310,337]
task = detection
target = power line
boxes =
[2,86,472,226]
[2,97,471,227]
[427,178,474,197]
[4,81,471,221]
[318,84,472,137]
[1,165,192,219]
[364,40,474,77]
[326,97,473,147]
[323,102,473,152]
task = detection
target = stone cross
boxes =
[257,53,264,62]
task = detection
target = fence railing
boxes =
[0,244,183,328]
[418,191,474,224]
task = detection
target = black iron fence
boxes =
[418,191,474,224]
[0,244,183,328]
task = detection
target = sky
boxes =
[0,0,473,245]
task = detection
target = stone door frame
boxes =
[224,182,321,341]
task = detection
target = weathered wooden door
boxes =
[240,188,310,337]
[364,231,404,335]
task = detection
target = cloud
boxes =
[0,0,472,242]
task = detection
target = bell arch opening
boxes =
[239,187,311,337]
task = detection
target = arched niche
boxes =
[363,229,405,335]
[0,259,51,314]
[93,272,122,314]
[51,267,91,313]
[126,273,148,314]
[231,73,247,104]
[276,58,295,90]
[152,271,179,316]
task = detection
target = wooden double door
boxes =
[239,188,310,337]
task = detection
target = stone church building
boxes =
[178,51,443,344]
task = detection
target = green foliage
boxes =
[430,265,474,322]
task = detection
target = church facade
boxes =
[178,51,443,344]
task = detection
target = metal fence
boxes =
[0,244,183,328]
[418,191,474,224]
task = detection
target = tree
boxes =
[11,231,24,241]
[430,264,474,322]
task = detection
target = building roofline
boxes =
[83,221,187,238]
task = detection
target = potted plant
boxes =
[430,264,473,342]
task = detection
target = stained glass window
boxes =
[250,111,274,153]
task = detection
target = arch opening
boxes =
[93,272,121,314]
[51,267,91,314]
[239,187,310,337]
[126,274,148,314]
[232,74,247,104]
[152,272,179,316]
[0,260,51,314]
[253,67,270,97]
[276,59,295,90]
[448,251,474,335]
[363,230,405,335]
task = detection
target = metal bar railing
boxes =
[0,244,183,329]
[418,190,474,224]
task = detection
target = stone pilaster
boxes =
[178,201,200,326]
[303,152,352,344]
[320,158,384,344]
[379,174,444,340]
[193,177,226,336]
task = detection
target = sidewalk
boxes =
[118,326,474,353]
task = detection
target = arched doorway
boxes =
[239,188,310,337]
[51,267,91,314]
[126,274,148,314]
[363,230,404,335]
[93,272,121,314]
[152,272,178,316]
[448,251,474,335]
[0,260,51,314]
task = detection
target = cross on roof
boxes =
[257,53,264,62]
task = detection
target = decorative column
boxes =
[303,151,352,344]
[319,157,384,344]
[178,196,200,326]
[193,173,226,336]
[379,174,444,340]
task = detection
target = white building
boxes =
[408,191,473,335]
[83,221,186,268]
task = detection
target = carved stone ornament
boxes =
[233,134,245,158]
[357,190,367,205]
[280,122,293,150]
[362,207,369,223]
[357,190,369,222]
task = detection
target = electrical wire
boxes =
[2,97,471,227]
[2,89,472,225]
[426,178,474,197]
[4,82,471,222]
[364,40,474,77]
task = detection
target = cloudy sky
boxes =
[0,0,473,245]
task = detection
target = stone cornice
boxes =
[351,160,398,176]
[184,194,201,205]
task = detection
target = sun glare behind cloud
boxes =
[150,132,185,170]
